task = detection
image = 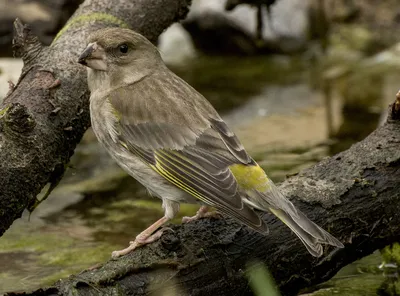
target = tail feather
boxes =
[243,186,344,257]
[269,207,344,257]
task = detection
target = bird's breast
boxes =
[90,97,119,144]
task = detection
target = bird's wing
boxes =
[107,74,267,232]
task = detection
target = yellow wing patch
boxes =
[229,163,270,192]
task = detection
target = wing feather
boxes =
[153,148,266,230]
[210,118,253,164]
[107,72,267,232]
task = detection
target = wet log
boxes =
[0,0,191,236]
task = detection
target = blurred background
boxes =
[0,0,400,295]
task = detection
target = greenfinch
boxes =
[78,28,343,258]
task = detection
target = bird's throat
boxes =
[87,68,111,95]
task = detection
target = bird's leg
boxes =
[112,216,170,258]
[182,206,221,223]
[111,199,179,258]
[134,216,170,244]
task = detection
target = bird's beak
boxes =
[78,42,107,71]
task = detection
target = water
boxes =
[0,54,397,294]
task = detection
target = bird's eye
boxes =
[119,44,129,54]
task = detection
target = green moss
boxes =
[0,226,115,265]
[0,231,75,253]
[0,106,10,117]
[307,274,384,296]
[306,251,387,296]
[381,243,400,266]
[0,222,120,292]
[53,13,130,44]
[36,244,114,286]
[38,244,111,266]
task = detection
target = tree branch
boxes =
[0,0,191,236]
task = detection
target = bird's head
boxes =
[78,28,162,84]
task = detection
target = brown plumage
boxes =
[78,27,343,258]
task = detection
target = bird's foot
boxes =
[111,216,171,258]
[112,228,168,258]
[133,228,167,244]
[182,206,220,223]
[111,241,141,258]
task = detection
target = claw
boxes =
[182,206,221,223]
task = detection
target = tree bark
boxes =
[5,102,400,296]
[0,0,191,236]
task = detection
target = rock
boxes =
[188,0,309,41]
[158,23,196,65]
[159,0,311,56]
[182,11,259,55]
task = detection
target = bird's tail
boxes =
[269,207,343,257]
[244,181,343,257]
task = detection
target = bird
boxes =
[77,27,344,258]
